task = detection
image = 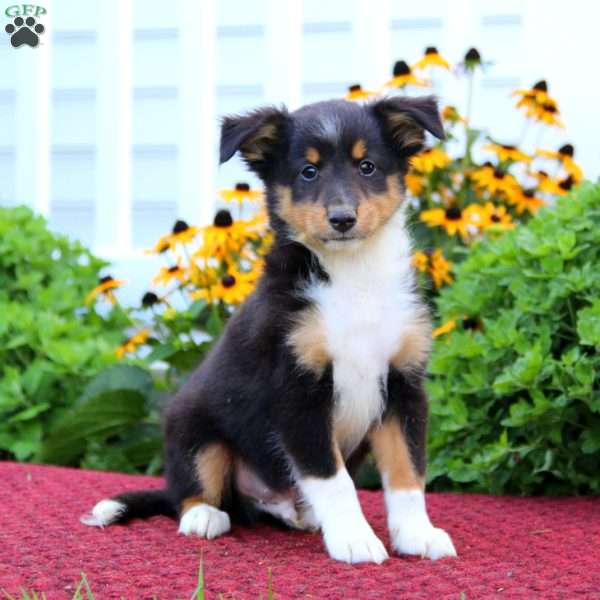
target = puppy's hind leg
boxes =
[176,442,233,539]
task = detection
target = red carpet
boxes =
[1,462,599,599]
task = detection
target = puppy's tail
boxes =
[80,489,176,528]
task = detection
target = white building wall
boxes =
[0,0,598,302]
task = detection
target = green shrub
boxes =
[427,182,600,495]
[0,206,160,471]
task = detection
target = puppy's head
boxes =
[220,96,444,250]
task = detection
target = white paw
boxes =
[178,504,231,539]
[80,499,125,528]
[324,521,389,564]
[391,524,457,560]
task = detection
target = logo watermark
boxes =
[4,4,46,48]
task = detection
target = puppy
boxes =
[82,95,457,564]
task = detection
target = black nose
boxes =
[328,208,357,233]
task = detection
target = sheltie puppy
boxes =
[82,95,457,564]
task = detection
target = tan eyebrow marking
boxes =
[351,138,367,160]
[305,147,320,164]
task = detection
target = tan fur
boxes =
[385,113,425,154]
[355,176,404,238]
[351,139,367,160]
[192,442,233,506]
[287,307,329,376]
[275,185,331,244]
[391,307,432,371]
[241,123,279,163]
[180,495,205,515]
[369,418,424,490]
[305,147,320,164]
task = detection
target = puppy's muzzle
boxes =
[328,206,357,233]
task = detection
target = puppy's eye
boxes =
[300,164,319,181]
[359,160,376,176]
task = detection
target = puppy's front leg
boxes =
[280,404,388,564]
[369,369,456,560]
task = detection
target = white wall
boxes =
[1,0,598,303]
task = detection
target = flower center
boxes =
[491,214,501,223]
[348,84,362,92]
[493,169,505,179]
[142,292,159,307]
[99,275,114,284]
[501,144,516,151]
[533,80,548,92]
[168,266,180,273]
[235,182,250,192]
[425,46,438,55]
[542,103,557,114]
[172,220,189,234]
[462,317,479,330]
[445,206,462,220]
[393,60,410,76]
[214,209,233,227]
[558,144,574,157]
[221,274,236,288]
[559,176,574,191]
[464,47,481,62]
[523,189,535,198]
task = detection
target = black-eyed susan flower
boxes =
[405,172,425,196]
[506,188,547,215]
[220,182,263,205]
[527,98,564,127]
[384,60,428,89]
[536,144,583,181]
[195,210,257,260]
[533,170,572,196]
[470,165,519,196]
[413,46,450,71]
[115,329,150,359]
[420,205,475,238]
[458,47,486,72]
[428,249,453,288]
[190,269,257,305]
[412,250,429,273]
[345,84,377,101]
[513,80,549,111]
[556,175,576,195]
[141,291,162,308]
[433,319,456,338]
[85,275,126,305]
[468,202,515,231]
[411,147,451,173]
[147,220,199,254]
[153,262,188,286]
[442,105,465,124]
[483,143,530,163]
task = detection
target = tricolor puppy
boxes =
[82,96,457,564]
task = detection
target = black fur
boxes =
[95,96,443,527]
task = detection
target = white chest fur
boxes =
[306,209,422,457]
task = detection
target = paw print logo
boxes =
[5,16,45,48]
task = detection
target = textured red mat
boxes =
[1,462,599,599]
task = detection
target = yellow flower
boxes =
[513,80,550,111]
[420,205,476,238]
[153,262,188,286]
[190,269,257,305]
[468,202,515,231]
[505,188,547,215]
[412,251,429,273]
[428,249,453,288]
[195,210,255,260]
[442,105,465,124]
[115,329,150,358]
[405,172,425,196]
[533,170,574,196]
[219,182,263,205]
[433,319,456,338]
[147,220,200,254]
[413,46,450,71]
[384,60,428,89]
[345,84,377,101]
[535,144,583,182]
[85,275,126,305]
[484,143,530,163]
[470,164,519,196]
[411,147,451,173]
[526,99,564,128]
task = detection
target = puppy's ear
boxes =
[372,95,445,158]
[219,106,289,177]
